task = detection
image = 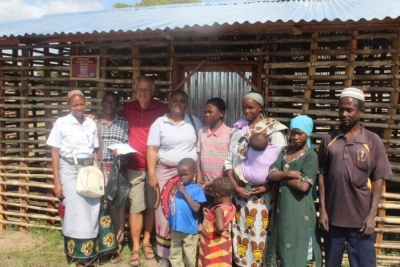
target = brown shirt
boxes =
[318,125,392,228]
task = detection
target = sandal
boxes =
[110,252,121,264]
[130,250,141,267]
[143,244,156,260]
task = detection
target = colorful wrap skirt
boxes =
[60,158,117,265]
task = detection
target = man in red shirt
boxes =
[121,76,168,266]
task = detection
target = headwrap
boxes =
[340,87,365,102]
[290,115,313,149]
[243,92,264,106]
[67,90,84,102]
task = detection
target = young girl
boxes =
[264,115,322,267]
[197,97,231,204]
[198,176,236,267]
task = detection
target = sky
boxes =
[0,0,234,22]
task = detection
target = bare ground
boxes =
[0,230,159,267]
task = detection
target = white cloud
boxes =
[0,0,103,22]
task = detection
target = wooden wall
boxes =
[0,27,399,264]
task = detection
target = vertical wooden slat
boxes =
[0,48,6,231]
[170,38,176,99]
[264,40,271,109]
[44,47,56,226]
[132,45,140,99]
[256,56,263,91]
[70,44,78,90]
[344,31,357,88]
[98,47,108,102]
[376,35,400,255]
[19,46,29,232]
[172,38,179,95]
[302,33,318,112]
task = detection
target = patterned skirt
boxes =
[232,184,274,267]
[64,199,118,265]
[60,159,117,265]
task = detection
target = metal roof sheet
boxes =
[0,0,399,38]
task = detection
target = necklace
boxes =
[283,147,308,171]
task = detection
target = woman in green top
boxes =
[265,115,322,267]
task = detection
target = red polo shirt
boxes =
[121,99,168,171]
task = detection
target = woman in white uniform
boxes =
[47,90,117,266]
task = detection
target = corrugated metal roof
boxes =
[0,0,399,38]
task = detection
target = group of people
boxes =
[47,78,392,267]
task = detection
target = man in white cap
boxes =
[318,87,392,267]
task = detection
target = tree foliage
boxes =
[112,2,134,8]
[135,0,201,7]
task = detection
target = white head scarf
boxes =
[243,92,264,106]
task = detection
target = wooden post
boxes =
[98,47,108,104]
[256,56,263,92]
[44,47,56,226]
[172,38,179,100]
[170,38,176,101]
[302,33,318,112]
[0,48,5,231]
[70,44,79,90]
[344,31,357,88]
[376,35,400,255]
[19,46,29,232]
[264,39,271,111]
[132,45,140,99]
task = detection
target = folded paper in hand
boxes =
[108,143,141,155]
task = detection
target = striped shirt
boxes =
[197,123,231,182]
[95,115,129,164]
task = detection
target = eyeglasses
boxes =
[137,88,152,92]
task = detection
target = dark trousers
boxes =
[324,225,376,267]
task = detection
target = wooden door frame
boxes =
[173,60,263,92]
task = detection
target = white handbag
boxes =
[76,166,105,198]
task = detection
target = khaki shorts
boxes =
[127,170,155,214]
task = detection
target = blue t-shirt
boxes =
[168,182,206,235]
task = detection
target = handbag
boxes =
[66,120,104,198]
[76,166,105,198]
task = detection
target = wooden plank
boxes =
[19,47,30,232]
[302,33,318,111]
[0,201,57,213]
[265,60,397,69]
[0,220,61,231]
[174,60,207,91]
[0,46,5,231]
[169,38,175,103]
[378,36,400,255]
[132,45,140,99]
[228,63,260,91]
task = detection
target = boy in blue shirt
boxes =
[165,158,206,267]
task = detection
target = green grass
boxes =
[0,227,153,267]
[0,227,65,267]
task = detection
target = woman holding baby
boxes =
[224,91,288,267]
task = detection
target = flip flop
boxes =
[143,244,156,260]
[130,250,141,267]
